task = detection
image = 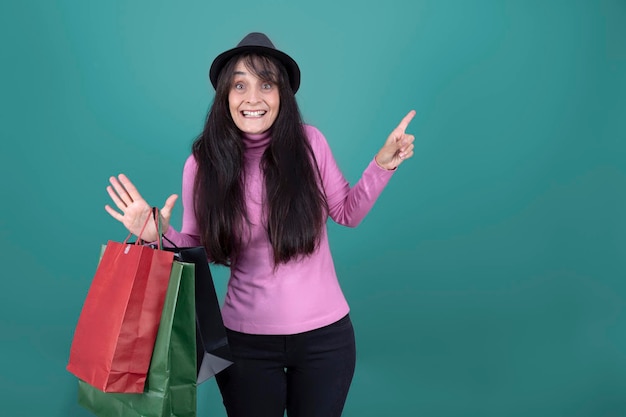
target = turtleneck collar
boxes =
[242,129,272,156]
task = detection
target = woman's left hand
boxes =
[375,110,416,170]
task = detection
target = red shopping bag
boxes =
[67,209,174,393]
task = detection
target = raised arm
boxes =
[311,110,416,227]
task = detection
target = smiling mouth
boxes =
[242,110,266,117]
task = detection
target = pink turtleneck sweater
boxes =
[164,125,394,335]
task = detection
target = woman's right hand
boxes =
[104,174,178,242]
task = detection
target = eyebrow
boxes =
[233,71,246,76]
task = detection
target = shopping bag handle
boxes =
[151,207,165,249]
[161,231,178,248]
[122,207,163,249]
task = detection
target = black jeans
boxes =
[215,314,356,417]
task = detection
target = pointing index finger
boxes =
[396,110,416,133]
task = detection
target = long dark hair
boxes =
[192,53,327,266]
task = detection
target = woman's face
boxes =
[228,58,280,135]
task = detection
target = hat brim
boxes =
[209,45,301,93]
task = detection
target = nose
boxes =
[244,87,260,104]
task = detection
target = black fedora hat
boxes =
[209,32,301,93]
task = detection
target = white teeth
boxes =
[242,110,266,117]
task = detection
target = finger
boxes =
[109,176,133,205]
[402,134,415,145]
[395,110,416,134]
[160,194,179,219]
[399,144,415,159]
[400,142,415,154]
[107,185,128,210]
[117,174,144,202]
[400,137,415,151]
[104,204,124,222]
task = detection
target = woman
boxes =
[105,32,415,417]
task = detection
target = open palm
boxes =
[104,174,178,242]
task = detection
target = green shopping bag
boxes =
[77,260,197,417]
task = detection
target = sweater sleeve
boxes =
[305,125,395,227]
[162,155,203,248]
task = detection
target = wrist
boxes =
[375,155,395,171]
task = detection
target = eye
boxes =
[233,82,244,90]
[262,82,273,90]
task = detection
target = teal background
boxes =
[1,0,625,416]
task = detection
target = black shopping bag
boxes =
[164,245,233,383]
